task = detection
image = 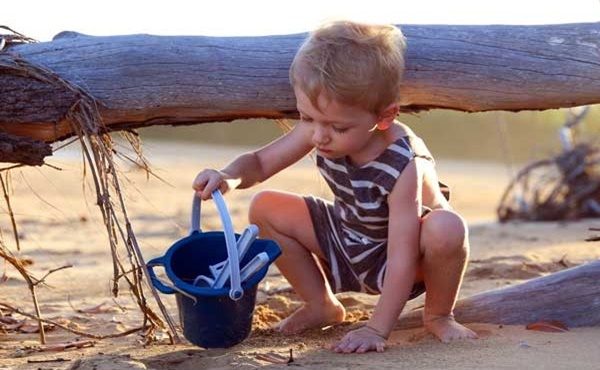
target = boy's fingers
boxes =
[201,177,221,200]
[192,175,206,191]
[343,340,361,353]
[334,339,349,353]
[356,342,370,353]
[332,340,343,352]
[218,181,230,195]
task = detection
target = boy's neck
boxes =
[347,125,402,167]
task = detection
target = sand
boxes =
[1,141,599,369]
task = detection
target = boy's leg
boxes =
[418,209,477,342]
[249,190,345,334]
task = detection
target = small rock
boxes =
[518,340,531,349]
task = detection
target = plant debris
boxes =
[498,107,600,221]
[526,320,569,333]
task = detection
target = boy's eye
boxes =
[333,126,349,133]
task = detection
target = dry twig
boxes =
[0,243,46,343]
[0,302,146,340]
[0,172,20,251]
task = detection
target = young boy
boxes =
[192,20,477,353]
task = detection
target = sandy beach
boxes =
[1,140,599,369]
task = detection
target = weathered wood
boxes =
[1,23,599,146]
[396,259,600,329]
[0,132,51,166]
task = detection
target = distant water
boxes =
[135,105,600,165]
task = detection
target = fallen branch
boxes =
[0,301,146,340]
[2,23,600,146]
[27,358,71,363]
[396,259,600,329]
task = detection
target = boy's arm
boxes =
[223,122,314,188]
[194,122,313,198]
[367,159,422,338]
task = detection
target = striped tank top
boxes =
[317,136,425,243]
[314,135,433,293]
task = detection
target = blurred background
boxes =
[138,106,600,165]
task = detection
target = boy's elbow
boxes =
[250,152,269,183]
[237,152,267,188]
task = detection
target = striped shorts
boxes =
[304,195,427,299]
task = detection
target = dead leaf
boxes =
[0,316,21,325]
[526,320,569,332]
[18,321,55,333]
[2,322,24,331]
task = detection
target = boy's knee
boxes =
[248,190,279,225]
[421,210,467,256]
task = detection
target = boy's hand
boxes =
[192,169,240,200]
[330,326,387,354]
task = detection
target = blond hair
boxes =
[290,20,407,114]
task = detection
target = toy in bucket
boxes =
[147,190,281,348]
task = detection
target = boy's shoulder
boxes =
[391,122,435,163]
[392,121,415,139]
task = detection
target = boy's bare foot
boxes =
[423,313,478,343]
[274,301,346,335]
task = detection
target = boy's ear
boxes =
[375,103,400,131]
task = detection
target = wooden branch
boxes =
[1,23,599,146]
[0,132,51,165]
[0,301,145,340]
[396,259,600,329]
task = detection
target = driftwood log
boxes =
[1,23,600,329]
[397,259,600,328]
[1,23,600,154]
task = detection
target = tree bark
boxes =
[0,132,51,166]
[396,259,600,329]
[1,23,599,148]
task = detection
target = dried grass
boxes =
[0,27,179,343]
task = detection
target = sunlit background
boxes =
[8,0,600,40]
[6,0,600,164]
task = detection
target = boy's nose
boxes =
[312,125,330,146]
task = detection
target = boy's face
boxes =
[294,87,380,159]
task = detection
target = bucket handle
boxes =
[147,257,176,294]
[191,190,244,301]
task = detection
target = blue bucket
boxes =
[147,191,281,348]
